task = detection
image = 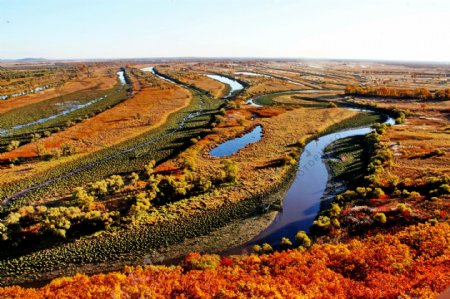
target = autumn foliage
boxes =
[1,222,448,298]
[345,85,450,100]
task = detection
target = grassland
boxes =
[151,64,228,98]
[0,66,118,114]
[0,70,190,183]
[0,60,449,296]
[0,74,129,152]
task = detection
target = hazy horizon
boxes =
[1,0,450,62]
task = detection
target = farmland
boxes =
[0,59,449,297]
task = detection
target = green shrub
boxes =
[262,243,274,253]
[295,230,311,248]
[374,212,387,224]
[72,187,95,208]
[328,102,337,108]
[220,159,239,184]
[313,216,331,228]
[280,237,293,247]
[330,203,341,217]
[6,140,20,152]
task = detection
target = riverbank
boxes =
[0,105,359,287]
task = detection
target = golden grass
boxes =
[0,67,117,115]
[384,117,450,181]
[351,97,450,183]
[153,106,359,212]
[152,64,226,98]
[0,83,192,185]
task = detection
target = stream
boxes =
[215,108,394,254]
[0,84,61,101]
[2,71,203,205]
[0,71,127,136]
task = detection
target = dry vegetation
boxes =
[0,66,118,114]
[152,64,227,98]
[0,70,191,186]
[1,222,448,298]
[0,60,449,297]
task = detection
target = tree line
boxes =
[345,85,450,100]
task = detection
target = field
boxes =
[0,65,118,113]
[150,64,228,98]
[0,59,449,297]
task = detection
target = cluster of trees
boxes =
[127,158,239,224]
[1,151,242,244]
[0,205,119,242]
[5,142,77,166]
[1,222,448,298]
[345,85,450,100]
[320,118,450,236]
[0,173,127,244]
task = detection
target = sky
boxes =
[0,0,449,62]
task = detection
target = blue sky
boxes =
[1,0,449,61]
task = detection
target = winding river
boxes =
[215,108,394,254]
[0,84,60,101]
[141,66,178,84]
[235,70,304,87]
[206,74,244,98]
[246,89,331,107]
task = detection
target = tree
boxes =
[128,192,154,223]
[30,133,41,143]
[157,176,189,202]
[295,230,311,248]
[89,180,108,197]
[35,144,47,157]
[313,216,331,229]
[0,223,8,241]
[106,175,124,193]
[281,237,293,248]
[220,159,239,184]
[72,187,95,208]
[60,143,76,156]
[129,172,139,183]
[330,203,341,217]
[145,160,156,178]
[180,156,196,171]
[6,140,20,152]
[374,212,387,224]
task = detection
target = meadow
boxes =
[0,60,448,297]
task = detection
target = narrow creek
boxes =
[3,71,204,205]
[217,108,394,254]
[0,84,61,101]
[0,71,127,136]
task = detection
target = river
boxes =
[213,108,394,254]
[206,74,244,98]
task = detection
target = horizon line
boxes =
[1,56,450,65]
